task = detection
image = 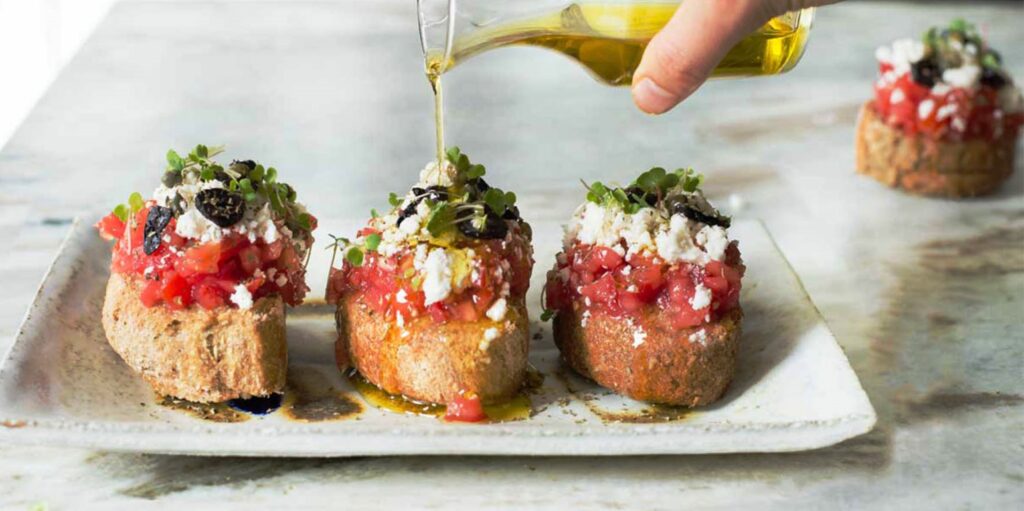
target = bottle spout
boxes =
[418,0,456,74]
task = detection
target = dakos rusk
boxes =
[327,148,534,421]
[857,19,1022,197]
[544,168,744,406]
[96,145,316,402]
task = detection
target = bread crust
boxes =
[101,273,287,402]
[855,101,1017,197]
[335,293,529,404]
[554,303,741,407]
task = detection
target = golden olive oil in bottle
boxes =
[430,2,813,86]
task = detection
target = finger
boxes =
[631,0,771,114]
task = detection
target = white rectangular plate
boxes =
[0,217,875,456]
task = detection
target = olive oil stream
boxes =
[426,2,811,162]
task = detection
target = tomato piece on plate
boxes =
[444,393,487,423]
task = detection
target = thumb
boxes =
[631,0,776,114]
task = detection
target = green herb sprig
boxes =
[583,167,703,214]
[112,191,145,222]
[328,232,382,268]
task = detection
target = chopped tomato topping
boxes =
[873,68,1023,142]
[544,241,744,327]
[327,223,533,325]
[94,205,314,310]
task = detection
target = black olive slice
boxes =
[143,205,174,255]
[195,188,246,227]
[397,186,451,227]
[502,205,521,221]
[456,207,508,239]
[169,192,187,217]
[665,193,731,228]
[980,67,1008,89]
[467,177,490,194]
[910,59,941,88]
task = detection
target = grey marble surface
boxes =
[0,0,1021,508]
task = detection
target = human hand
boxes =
[631,0,840,114]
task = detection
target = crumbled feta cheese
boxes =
[485,298,508,321]
[632,326,647,348]
[942,65,981,89]
[417,160,458,188]
[918,99,935,120]
[480,327,500,351]
[690,283,712,310]
[421,248,453,305]
[875,38,924,74]
[581,310,591,327]
[889,88,906,104]
[230,284,253,310]
[689,329,708,346]
[175,207,223,243]
[395,289,408,304]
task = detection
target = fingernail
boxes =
[632,78,677,114]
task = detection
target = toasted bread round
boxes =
[554,303,741,407]
[855,101,1017,198]
[101,273,287,402]
[335,293,529,404]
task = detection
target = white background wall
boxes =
[0,0,117,149]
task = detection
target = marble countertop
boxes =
[0,0,1021,508]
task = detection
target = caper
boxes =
[161,170,182,188]
[143,205,174,255]
[195,188,246,227]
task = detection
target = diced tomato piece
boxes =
[427,303,448,324]
[193,279,228,310]
[176,243,221,277]
[161,272,190,310]
[140,279,163,307]
[582,246,624,274]
[452,300,479,322]
[580,273,616,306]
[238,245,262,275]
[262,240,284,262]
[96,214,126,241]
[444,393,487,423]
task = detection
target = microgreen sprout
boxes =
[583,167,704,214]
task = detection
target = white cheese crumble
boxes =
[632,325,647,348]
[942,65,981,89]
[875,38,924,75]
[229,284,253,310]
[690,282,712,310]
[420,248,453,306]
[918,98,935,120]
[564,195,729,266]
[689,329,708,346]
[480,327,500,351]
[485,298,508,321]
